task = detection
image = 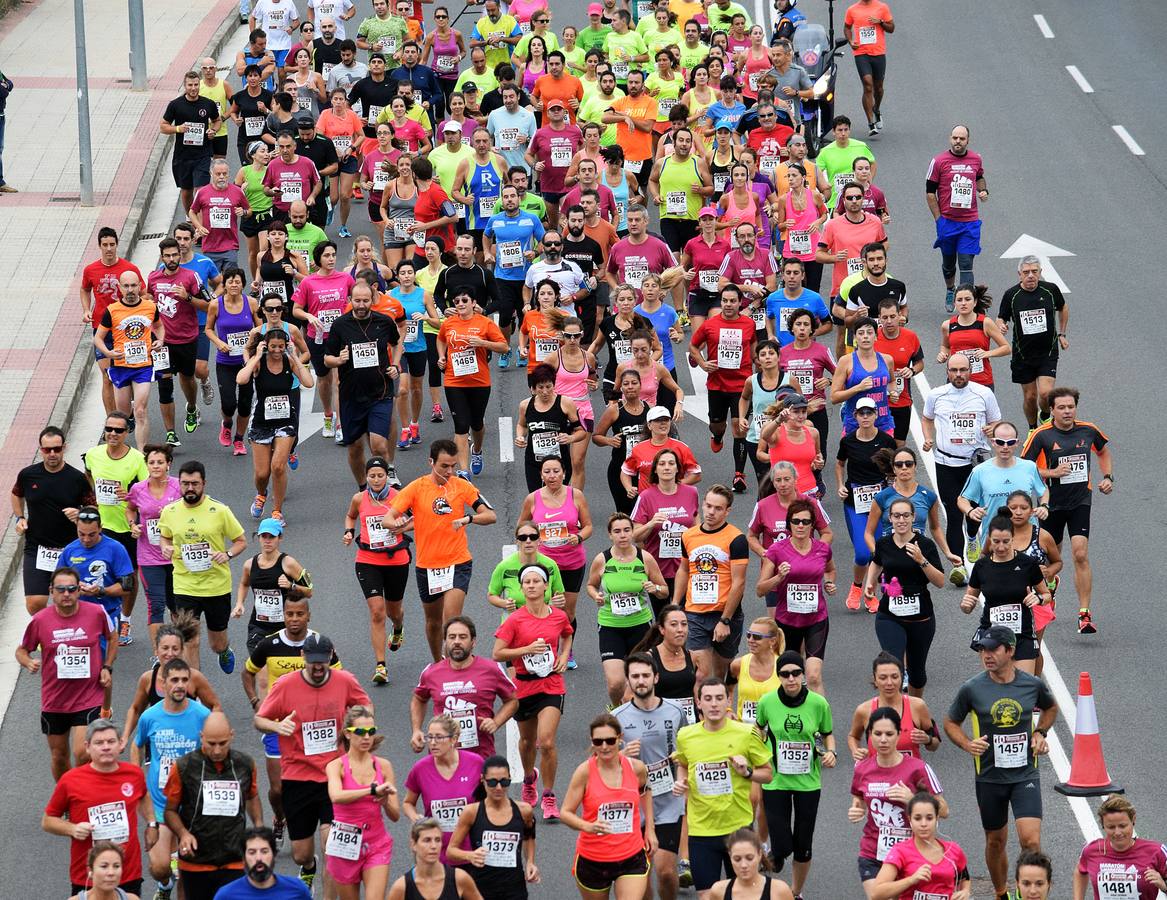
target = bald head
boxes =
[201,711,234,761]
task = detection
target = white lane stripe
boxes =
[1065,65,1094,93]
[909,372,1105,843]
[1113,125,1146,156]
[500,545,525,780]
[1034,14,1054,38]
[499,417,514,462]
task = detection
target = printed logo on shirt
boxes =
[990,697,1023,729]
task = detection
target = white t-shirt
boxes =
[253,0,300,51]
[309,0,354,39]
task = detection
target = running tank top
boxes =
[531,486,587,571]
[333,755,392,837]
[356,488,410,565]
[723,189,758,245]
[596,548,651,628]
[251,356,297,429]
[842,351,892,434]
[633,363,660,406]
[350,263,388,292]
[659,156,703,220]
[1019,525,1048,566]
[741,49,772,98]
[868,694,918,758]
[521,63,544,94]
[404,866,460,900]
[385,182,419,240]
[214,296,255,366]
[258,252,298,310]
[555,354,595,424]
[292,74,319,116]
[240,163,274,214]
[609,401,649,466]
[724,875,775,900]
[735,653,780,724]
[575,755,644,862]
[782,189,819,261]
[602,169,631,232]
[467,800,526,895]
[767,423,819,494]
[650,645,696,723]
[469,159,504,229]
[525,395,574,472]
[258,322,301,390]
[147,662,164,706]
[247,551,289,632]
[199,79,230,136]
[746,372,780,444]
[235,90,270,145]
[946,314,993,386]
[431,32,462,78]
[709,149,737,195]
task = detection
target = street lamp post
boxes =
[74,0,93,206]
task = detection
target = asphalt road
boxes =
[2,0,1164,897]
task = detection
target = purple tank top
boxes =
[431,32,461,79]
[214,296,255,365]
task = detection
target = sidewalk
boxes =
[0,0,240,592]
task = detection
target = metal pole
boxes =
[74,0,94,206]
[128,0,148,91]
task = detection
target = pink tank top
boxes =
[555,353,594,424]
[742,49,772,98]
[722,189,758,244]
[333,755,393,840]
[633,362,659,406]
[782,189,820,261]
[768,423,818,494]
[431,32,461,79]
[531,487,587,570]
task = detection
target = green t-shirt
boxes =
[754,688,834,792]
[83,445,148,533]
[429,143,477,201]
[675,719,770,836]
[646,72,684,122]
[578,88,625,144]
[455,67,500,96]
[356,14,409,58]
[488,551,565,612]
[706,1,751,30]
[475,13,521,70]
[158,496,245,597]
[562,45,587,74]
[286,223,329,267]
[644,27,684,55]
[816,138,874,206]
[576,25,612,55]
[596,549,653,628]
[515,30,559,59]
[492,193,547,220]
[678,41,710,72]
[604,31,649,83]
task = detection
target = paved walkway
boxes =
[0,0,239,577]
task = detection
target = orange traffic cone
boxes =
[1055,672,1123,797]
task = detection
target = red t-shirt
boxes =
[412,656,517,756]
[747,124,794,164]
[256,669,371,781]
[414,183,458,252]
[21,602,111,713]
[683,234,732,293]
[692,314,756,392]
[82,258,144,325]
[874,326,922,408]
[621,437,702,491]
[44,763,148,886]
[493,606,573,698]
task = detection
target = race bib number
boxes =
[427,565,455,595]
[373,168,391,191]
[394,218,417,240]
[244,116,265,137]
[534,337,559,360]
[201,780,241,816]
[1018,309,1048,335]
[1096,872,1138,900]
[659,97,676,116]
[451,349,479,376]
[689,574,718,605]
[36,545,62,572]
[550,146,571,168]
[1060,453,1088,484]
[518,19,532,34]
[325,821,363,860]
[181,541,213,572]
[88,801,129,842]
[597,801,634,834]
[887,592,921,616]
[846,257,864,276]
[950,411,977,443]
[717,330,743,369]
[56,645,90,680]
[858,25,877,45]
[608,591,642,616]
[265,394,292,420]
[759,155,780,174]
[183,123,206,146]
[694,761,732,796]
[968,353,984,375]
[332,135,352,156]
[749,304,766,330]
[791,368,815,398]
[852,483,880,514]
[739,700,757,723]
[786,583,819,614]
[521,647,555,677]
[436,55,457,72]
[624,262,648,288]
[367,104,384,124]
[351,341,379,369]
[989,602,1022,633]
[992,731,1028,768]
[949,174,973,209]
[412,90,423,106]
[636,0,653,18]
[321,62,336,80]
[96,478,121,506]
[208,205,232,230]
[253,588,284,623]
[713,173,729,193]
[226,331,249,356]
[833,172,851,197]
[431,797,467,831]
[499,240,523,268]
[123,340,149,366]
[365,515,393,550]
[402,320,420,346]
[482,830,519,867]
[646,758,674,796]
[612,61,630,80]
[699,269,720,292]
[262,281,287,302]
[614,339,633,364]
[478,195,499,219]
[665,191,687,216]
[788,229,812,255]
[146,519,161,546]
[677,696,696,724]
[531,431,562,460]
[452,708,480,749]
[877,826,911,861]
[498,128,522,150]
[302,718,338,755]
[615,201,626,224]
[777,740,812,775]
[280,177,303,203]
[659,529,682,559]
[748,71,761,92]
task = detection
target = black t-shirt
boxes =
[563,234,604,281]
[836,430,896,500]
[480,86,532,117]
[872,533,943,620]
[1021,421,1107,510]
[296,135,340,187]
[997,280,1064,361]
[970,553,1046,639]
[848,277,908,314]
[163,95,221,159]
[12,463,94,548]
[233,88,274,144]
[323,311,401,404]
[435,263,498,312]
[346,76,398,137]
[313,38,343,73]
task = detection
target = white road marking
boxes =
[499,544,525,780]
[499,417,514,462]
[1000,234,1075,295]
[1034,14,1054,38]
[1112,125,1146,156]
[1065,65,1094,93]
[683,358,710,423]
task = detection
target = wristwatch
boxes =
[1034,727,1049,737]
[718,616,731,626]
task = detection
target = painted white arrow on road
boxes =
[1000,234,1075,294]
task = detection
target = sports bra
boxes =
[404,866,460,900]
[724,875,775,900]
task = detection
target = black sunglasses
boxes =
[264,305,284,312]
[591,736,619,746]
[52,584,80,594]
[104,426,127,434]
[893,459,915,468]
[40,445,65,453]
[789,517,813,526]
[516,533,540,541]
[562,332,583,340]
[779,668,803,678]
[484,777,512,787]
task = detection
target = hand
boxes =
[885,781,913,804]
[231,603,244,619]
[549,592,566,609]
[851,746,868,761]
[1051,460,1071,478]
[623,739,641,758]
[728,754,751,776]
[1099,475,1114,495]
[811,452,825,470]
[342,530,353,546]
[777,561,791,579]
[921,439,934,452]
[712,621,730,643]
[821,749,837,768]
[1032,730,1049,756]
[672,777,688,796]
[935,349,949,363]
[625,486,638,500]
[179,833,199,856]
[945,550,963,567]
[959,594,977,614]
[526,862,541,883]
[338,345,350,364]
[1035,505,1049,521]
[468,847,488,867]
[82,308,93,324]
[410,729,426,753]
[1144,868,1167,892]
[1059,334,1070,351]
[552,654,569,674]
[913,865,933,885]
[847,804,866,823]
[856,376,874,391]
[1023,588,1039,609]
[71,822,94,840]
[966,736,989,756]
[903,541,925,564]
[837,484,849,500]
[23,658,41,674]
[910,728,932,746]
[211,551,231,565]
[479,717,499,735]
[14,517,27,535]
[276,712,297,737]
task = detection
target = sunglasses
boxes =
[78,511,101,522]
[543,241,562,247]
[844,195,864,201]
[40,445,65,453]
[264,305,284,312]
[893,459,915,468]
[516,533,540,541]
[484,777,512,787]
[562,332,583,340]
[745,630,775,640]
[856,408,877,415]
[52,584,80,594]
[435,12,448,17]
[993,438,1018,447]
[104,426,127,434]
[346,726,377,736]
[591,736,619,746]
[779,668,803,678]
[789,518,813,526]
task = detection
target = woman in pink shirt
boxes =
[1074,797,1167,900]
[291,242,354,437]
[403,714,484,864]
[386,96,431,154]
[872,793,970,900]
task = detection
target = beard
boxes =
[245,860,272,883]
[448,645,470,662]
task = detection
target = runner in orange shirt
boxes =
[315,89,366,238]
[604,70,658,188]
[843,0,895,136]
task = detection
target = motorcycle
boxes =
[789,1,849,156]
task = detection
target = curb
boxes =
[0,5,243,610]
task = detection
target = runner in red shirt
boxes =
[409,156,460,260]
[873,298,924,446]
[680,208,732,333]
[620,407,703,494]
[82,227,145,414]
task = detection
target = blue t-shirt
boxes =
[873,484,938,538]
[484,210,545,281]
[960,459,1046,542]
[213,874,312,899]
[705,100,747,132]
[765,288,830,346]
[486,105,537,174]
[635,302,679,371]
[60,535,134,614]
[392,285,429,354]
[136,699,211,815]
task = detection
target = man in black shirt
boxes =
[347,53,397,139]
[294,115,339,228]
[312,18,343,78]
[11,426,95,613]
[324,280,402,486]
[562,204,604,345]
[479,63,531,117]
[838,242,908,329]
[434,233,501,313]
[161,71,222,214]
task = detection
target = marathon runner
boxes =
[926,125,988,310]
[403,714,483,863]
[127,450,183,644]
[161,71,222,215]
[148,238,207,447]
[81,228,145,419]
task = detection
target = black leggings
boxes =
[745,440,769,482]
[935,460,975,555]
[215,362,253,420]
[425,332,442,388]
[445,385,491,434]
[802,260,825,295]
[607,456,634,515]
[762,788,821,866]
[874,613,936,690]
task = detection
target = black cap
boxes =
[295,113,316,129]
[975,625,1017,651]
[303,634,335,662]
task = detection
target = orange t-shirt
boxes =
[101,299,159,368]
[611,94,658,163]
[520,308,562,372]
[681,521,748,615]
[390,474,485,568]
[346,292,405,320]
[844,0,891,56]
[532,73,585,124]
[583,218,619,267]
[438,314,506,388]
[315,109,366,158]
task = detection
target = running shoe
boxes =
[338,225,352,238]
[322,414,335,438]
[389,626,404,652]
[272,819,286,850]
[711,435,723,453]
[118,620,133,646]
[271,510,285,526]
[200,378,215,406]
[678,860,693,888]
[219,421,232,446]
[566,651,577,671]
[471,450,484,475]
[846,582,863,611]
[949,564,968,586]
[410,422,420,444]
[1078,609,1097,634]
[498,349,511,369]
[868,124,879,137]
[677,310,690,328]
[964,535,982,564]
[386,464,402,489]
[521,769,539,806]
[944,288,956,313]
[872,119,883,134]
[1046,575,1060,596]
[299,859,317,894]
[732,471,747,493]
[166,430,181,447]
[250,494,267,519]
[153,881,173,900]
[353,186,363,200]
[541,791,560,821]
[372,663,389,685]
[184,407,201,433]
[127,416,136,434]
[864,592,879,614]
[334,423,344,444]
[233,439,246,456]
[431,403,444,423]
[456,469,471,481]
[397,428,411,450]
[288,452,299,470]
[218,647,236,675]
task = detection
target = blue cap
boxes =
[714,117,734,131]
[257,517,284,537]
